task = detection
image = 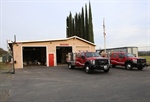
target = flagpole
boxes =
[103,18,106,53]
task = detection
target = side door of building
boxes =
[49,54,54,66]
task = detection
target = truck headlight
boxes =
[133,59,137,63]
[90,60,95,65]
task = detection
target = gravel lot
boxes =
[1,65,150,102]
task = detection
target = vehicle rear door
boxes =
[110,53,117,65]
[75,53,80,66]
[118,53,125,65]
[80,52,86,67]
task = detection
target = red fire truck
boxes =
[67,51,110,74]
[110,52,147,70]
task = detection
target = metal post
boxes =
[11,42,15,74]
[103,18,106,53]
[11,35,16,74]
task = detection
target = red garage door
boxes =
[49,54,54,66]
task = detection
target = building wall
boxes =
[133,47,138,57]
[13,38,95,68]
[127,48,132,54]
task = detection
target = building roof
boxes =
[8,36,96,49]
[96,46,138,51]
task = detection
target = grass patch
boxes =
[139,56,150,65]
[0,62,12,71]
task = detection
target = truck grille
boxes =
[95,59,108,65]
[137,59,146,63]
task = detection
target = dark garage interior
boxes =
[23,47,46,67]
[56,46,72,64]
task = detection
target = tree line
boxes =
[0,48,7,56]
[66,1,94,43]
[138,51,150,56]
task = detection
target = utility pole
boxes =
[103,18,106,53]
[12,35,16,74]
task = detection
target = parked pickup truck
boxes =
[110,52,147,70]
[67,52,110,74]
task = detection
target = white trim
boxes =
[75,61,85,66]
[21,45,23,68]
[21,45,48,68]
[46,46,49,67]
[8,36,96,46]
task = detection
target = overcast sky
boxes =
[0,0,150,51]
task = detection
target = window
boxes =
[85,52,100,57]
[81,53,85,57]
[113,54,117,58]
[118,54,124,58]
[77,53,81,58]
[125,53,135,57]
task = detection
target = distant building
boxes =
[0,57,2,62]
[96,46,138,57]
[2,53,12,63]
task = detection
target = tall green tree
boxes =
[66,2,94,43]
[72,18,75,36]
[66,16,69,37]
[78,13,82,38]
[74,13,78,36]
[88,1,94,43]
[85,4,89,41]
[69,12,73,37]
[81,7,85,39]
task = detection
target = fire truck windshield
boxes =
[125,53,135,57]
[85,52,100,58]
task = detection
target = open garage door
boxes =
[56,46,72,65]
[22,47,46,68]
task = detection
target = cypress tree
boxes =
[74,13,78,36]
[78,13,82,38]
[72,18,75,36]
[66,16,69,37]
[81,7,85,39]
[66,2,94,43]
[85,4,89,41]
[69,12,73,37]
[88,1,94,43]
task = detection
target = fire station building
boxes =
[9,36,95,68]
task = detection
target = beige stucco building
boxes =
[9,36,96,68]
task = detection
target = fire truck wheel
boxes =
[68,63,74,69]
[104,68,110,73]
[112,65,116,68]
[138,66,143,70]
[125,63,132,70]
[85,64,92,74]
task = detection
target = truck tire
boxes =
[112,65,116,68]
[125,63,132,70]
[138,66,143,70]
[85,64,92,74]
[104,68,110,73]
[68,63,75,69]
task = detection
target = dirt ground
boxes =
[0,63,13,102]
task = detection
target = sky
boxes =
[0,0,150,51]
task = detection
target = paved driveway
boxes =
[9,66,150,102]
